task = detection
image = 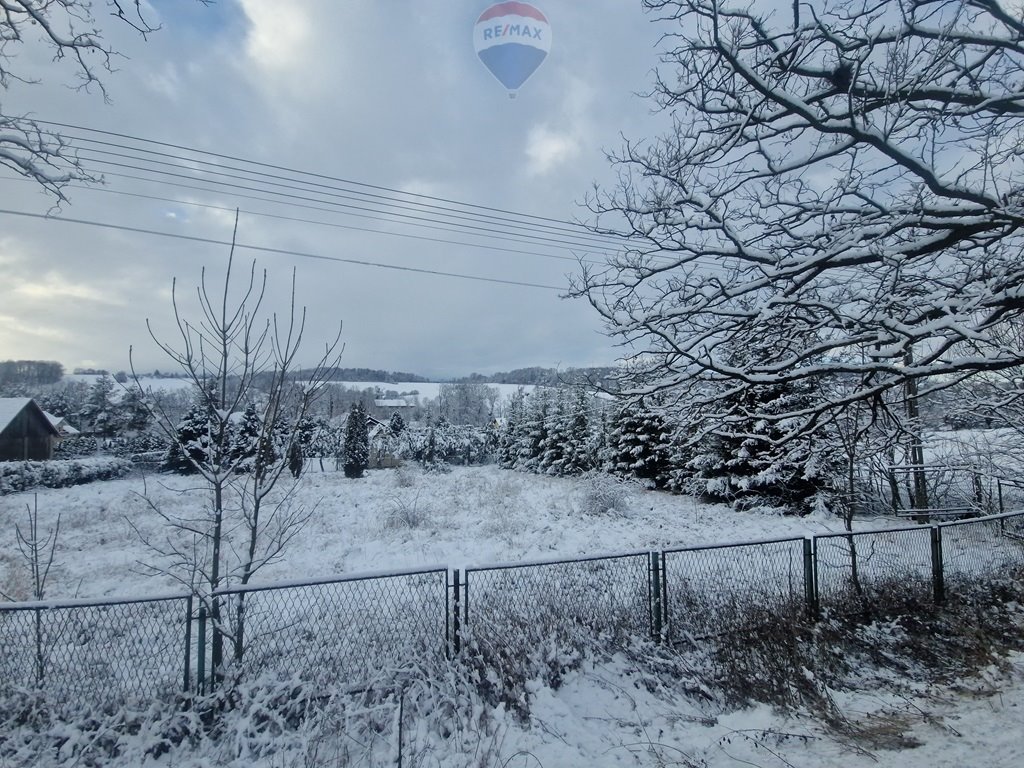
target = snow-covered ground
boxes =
[471,652,1024,768]
[1,464,865,600]
[1,465,1022,767]
[62,375,536,401]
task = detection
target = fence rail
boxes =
[2,511,1023,702]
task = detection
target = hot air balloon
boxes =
[473,2,551,98]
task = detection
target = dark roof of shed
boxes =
[0,398,62,437]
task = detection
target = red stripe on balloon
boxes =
[477,2,548,24]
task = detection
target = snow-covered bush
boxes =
[395,422,493,468]
[0,458,133,495]
[52,436,97,458]
[577,470,633,516]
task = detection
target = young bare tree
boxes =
[1,1,208,199]
[574,0,1024,444]
[130,215,343,679]
[0,495,61,685]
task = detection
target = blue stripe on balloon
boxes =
[477,43,548,91]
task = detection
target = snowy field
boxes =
[1,465,1023,767]
[3,464,865,601]
[63,375,535,403]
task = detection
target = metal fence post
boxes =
[183,594,193,694]
[930,525,945,605]
[650,552,663,642]
[197,605,207,695]
[451,569,461,656]
[804,537,818,619]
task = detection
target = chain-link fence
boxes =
[213,567,448,688]
[662,537,809,643]
[815,526,936,614]
[939,512,1024,587]
[0,593,190,702]
[462,551,652,657]
[2,512,1023,704]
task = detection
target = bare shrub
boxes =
[578,471,633,516]
[385,492,432,530]
[394,465,417,488]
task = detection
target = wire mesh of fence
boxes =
[940,512,1024,587]
[212,568,448,688]
[661,537,808,643]
[815,526,934,614]
[2,511,1023,704]
[0,594,189,702]
[463,552,651,657]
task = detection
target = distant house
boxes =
[373,398,414,409]
[44,411,81,438]
[366,414,400,469]
[0,398,61,461]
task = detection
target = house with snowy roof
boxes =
[373,398,414,409]
[0,398,61,461]
[44,411,81,438]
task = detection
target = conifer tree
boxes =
[79,374,120,437]
[539,389,568,475]
[343,402,369,478]
[388,412,406,436]
[610,400,673,489]
[559,388,594,476]
[498,387,526,468]
[162,402,213,474]
[686,379,835,512]
[519,388,552,472]
[119,386,152,434]
[229,402,263,470]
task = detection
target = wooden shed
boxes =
[0,398,61,462]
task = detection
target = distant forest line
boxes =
[1,360,616,388]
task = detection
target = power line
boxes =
[78,168,594,257]
[4,117,737,278]
[0,208,567,291]
[26,118,629,249]
[74,149,618,255]
[63,135,624,250]
[11,177,600,265]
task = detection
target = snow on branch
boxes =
[575,0,1024,436]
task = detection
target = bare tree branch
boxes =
[575,0,1024,439]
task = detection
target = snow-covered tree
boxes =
[538,390,569,475]
[560,389,596,476]
[228,402,271,473]
[498,387,527,468]
[518,388,553,472]
[388,412,406,436]
[610,400,673,489]
[575,0,1024,440]
[438,382,500,426]
[684,379,837,513]
[161,402,212,475]
[118,386,152,434]
[78,374,120,437]
[344,402,369,479]
[539,388,595,476]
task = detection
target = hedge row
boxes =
[54,435,166,459]
[0,458,133,495]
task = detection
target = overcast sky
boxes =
[0,1,673,377]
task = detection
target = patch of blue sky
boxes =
[147,0,243,41]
